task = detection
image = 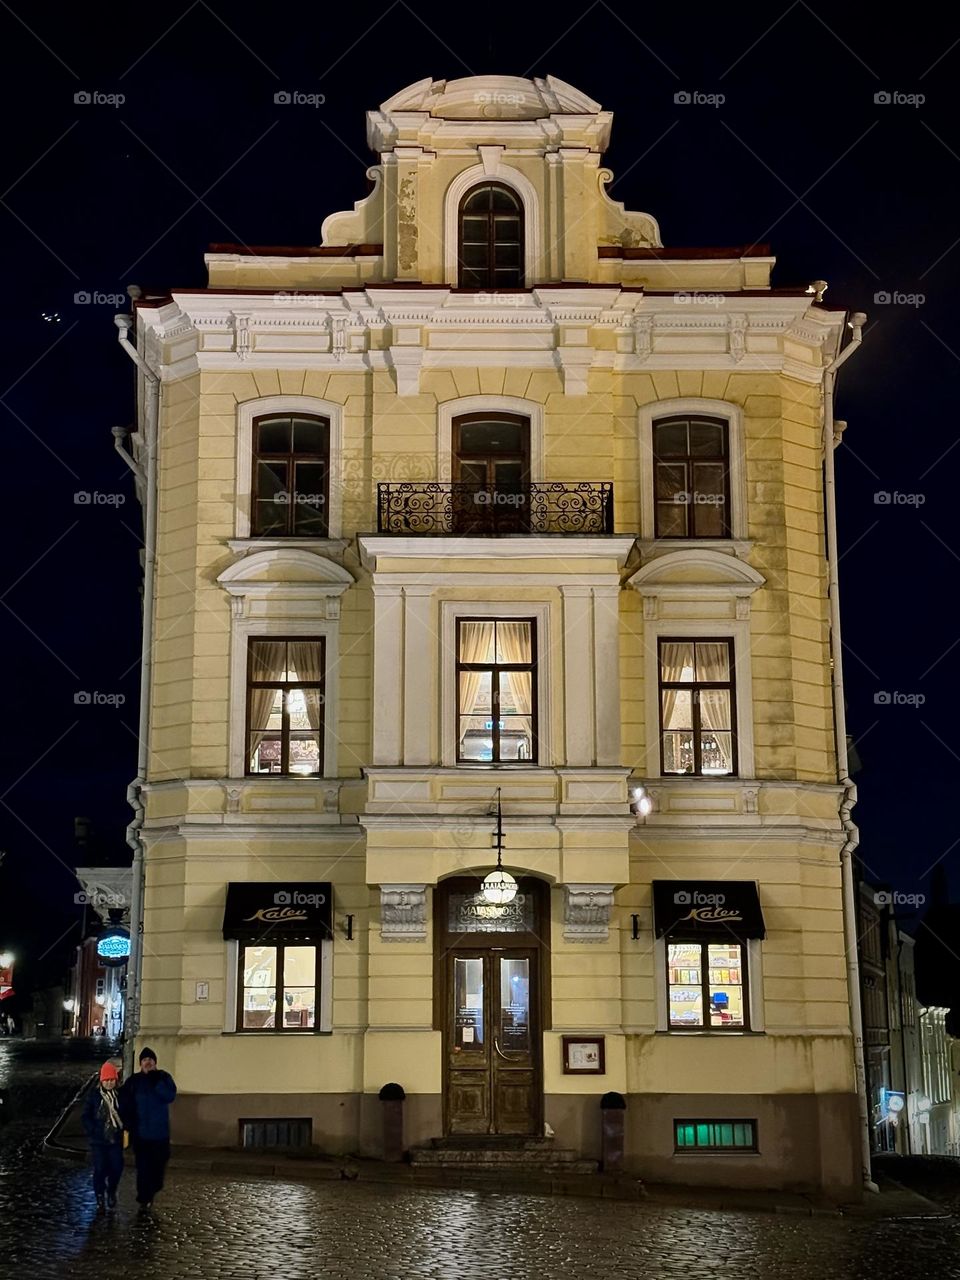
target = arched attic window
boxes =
[458,183,524,289]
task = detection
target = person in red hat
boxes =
[81,1061,125,1211]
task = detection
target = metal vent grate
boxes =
[240,1118,312,1150]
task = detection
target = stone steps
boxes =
[410,1137,598,1176]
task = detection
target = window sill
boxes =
[657,1029,764,1036]
[638,538,752,559]
[228,537,349,555]
[673,1149,761,1157]
[222,1029,333,1037]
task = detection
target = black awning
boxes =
[222,882,332,942]
[652,880,765,940]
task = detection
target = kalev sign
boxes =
[222,882,333,942]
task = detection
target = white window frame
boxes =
[644,617,755,779]
[228,616,341,780]
[655,935,764,1033]
[638,398,748,543]
[443,160,541,288]
[436,395,543,483]
[225,937,333,1034]
[440,599,554,768]
[236,395,344,540]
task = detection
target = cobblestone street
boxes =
[3,1042,960,1280]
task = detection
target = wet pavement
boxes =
[3,1039,960,1280]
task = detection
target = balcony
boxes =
[376,482,614,536]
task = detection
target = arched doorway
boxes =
[435,876,549,1136]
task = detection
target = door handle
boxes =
[495,1038,519,1061]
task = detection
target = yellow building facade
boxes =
[126,74,863,1195]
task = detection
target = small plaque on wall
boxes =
[562,1036,605,1075]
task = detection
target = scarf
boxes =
[99,1085,122,1132]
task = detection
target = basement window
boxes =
[240,1118,312,1150]
[674,1119,757,1152]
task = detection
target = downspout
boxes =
[114,306,159,1079]
[822,308,877,1192]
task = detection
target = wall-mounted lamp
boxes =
[341,915,354,941]
[481,788,517,905]
[630,915,640,941]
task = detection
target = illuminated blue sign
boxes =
[97,934,130,962]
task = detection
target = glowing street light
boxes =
[481,789,517,905]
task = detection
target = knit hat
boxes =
[138,1046,157,1063]
[99,1062,119,1082]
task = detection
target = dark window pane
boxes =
[254,501,287,536]
[655,462,687,503]
[491,187,520,211]
[463,188,491,214]
[459,420,523,454]
[689,421,725,456]
[293,418,328,454]
[495,268,523,286]
[461,216,488,242]
[656,502,686,538]
[462,243,489,269]
[460,269,486,288]
[495,241,521,267]
[654,421,688,457]
[494,216,520,239]
[256,418,292,453]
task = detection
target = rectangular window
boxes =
[456,618,536,763]
[667,940,748,1030]
[246,638,324,776]
[252,415,329,537]
[239,943,319,1031]
[659,639,737,776]
[674,1119,758,1152]
[654,417,730,538]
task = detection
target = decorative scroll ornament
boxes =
[563,884,615,942]
[380,884,427,942]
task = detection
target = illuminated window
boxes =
[456,619,536,763]
[659,639,737,776]
[239,943,318,1032]
[674,1119,757,1151]
[667,940,748,1030]
[246,638,324,776]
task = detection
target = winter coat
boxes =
[118,1069,177,1141]
[81,1086,125,1148]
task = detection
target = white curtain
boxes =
[696,642,732,771]
[458,622,495,720]
[496,621,532,715]
[659,641,691,730]
[288,640,324,730]
[248,641,286,764]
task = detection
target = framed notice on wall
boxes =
[562,1036,605,1075]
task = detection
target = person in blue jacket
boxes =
[118,1046,177,1212]
[81,1061,125,1211]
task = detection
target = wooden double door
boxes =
[445,947,541,1135]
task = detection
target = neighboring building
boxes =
[122,74,865,1195]
[65,868,132,1041]
[919,1006,956,1155]
[857,881,895,1152]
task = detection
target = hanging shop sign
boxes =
[222,882,333,942]
[96,931,131,967]
[652,881,766,939]
[879,1089,906,1125]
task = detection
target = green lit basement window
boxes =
[674,1119,757,1152]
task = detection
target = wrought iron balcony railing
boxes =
[376,482,614,536]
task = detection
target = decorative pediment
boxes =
[627,549,765,620]
[218,549,354,618]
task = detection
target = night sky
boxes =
[0,3,956,997]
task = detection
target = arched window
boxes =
[458,183,524,289]
[252,414,329,537]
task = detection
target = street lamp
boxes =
[481,789,517,905]
[0,953,13,969]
